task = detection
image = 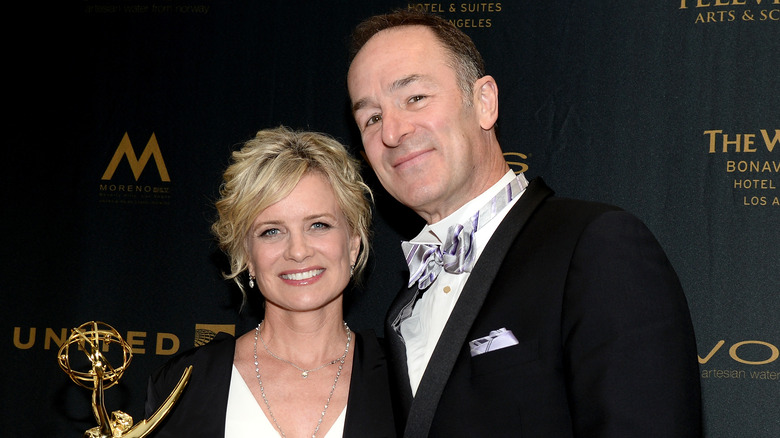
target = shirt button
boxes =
[443,286,452,293]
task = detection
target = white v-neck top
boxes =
[225,365,346,437]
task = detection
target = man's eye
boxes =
[408,95,425,104]
[366,114,382,127]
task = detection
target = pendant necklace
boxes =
[258,321,351,378]
[253,321,351,438]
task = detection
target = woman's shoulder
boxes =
[144,332,237,422]
[352,328,384,354]
[149,332,236,388]
[350,328,391,376]
[344,329,396,437]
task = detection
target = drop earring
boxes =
[249,275,255,288]
[350,264,355,278]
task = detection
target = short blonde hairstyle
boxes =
[212,126,373,296]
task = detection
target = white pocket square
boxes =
[469,328,519,357]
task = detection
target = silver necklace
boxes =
[253,321,351,438]
[258,321,351,378]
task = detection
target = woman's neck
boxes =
[257,310,349,368]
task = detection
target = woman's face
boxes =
[246,172,360,313]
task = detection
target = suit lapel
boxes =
[384,283,419,413]
[403,177,554,437]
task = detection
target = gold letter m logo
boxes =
[101,132,171,181]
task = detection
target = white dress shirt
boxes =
[400,171,528,395]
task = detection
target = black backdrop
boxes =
[4,1,778,436]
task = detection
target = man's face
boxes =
[348,26,494,223]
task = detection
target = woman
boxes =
[145,126,396,437]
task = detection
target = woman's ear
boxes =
[350,234,361,266]
[246,252,255,279]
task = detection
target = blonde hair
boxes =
[212,126,373,297]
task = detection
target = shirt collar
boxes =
[410,171,526,244]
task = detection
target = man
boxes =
[347,10,702,438]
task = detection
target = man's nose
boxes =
[381,108,412,147]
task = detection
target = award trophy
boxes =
[57,321,192,438]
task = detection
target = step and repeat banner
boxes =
[4,1,777,436]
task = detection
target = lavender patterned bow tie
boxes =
[401,175,526,290]
[401,217,478,290]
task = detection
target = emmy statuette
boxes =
[58,321,191,438]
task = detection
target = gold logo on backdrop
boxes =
[703,129,779,207]
[194,324,236,347]
[98,132,172,205]
[407,2,503,28]
[698,338,780,382]
[678,0,780,23]
[16,324,236,354]
[705,129,779,154]
[504,152,530,173]
[102,132,170,182]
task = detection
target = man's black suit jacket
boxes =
[145,330,396,437]
[385,178,702,437]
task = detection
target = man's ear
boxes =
[474,75,499,130]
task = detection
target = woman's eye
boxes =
[260,228,279,237]
[312,222,331,230]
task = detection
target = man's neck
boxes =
[417,167,512,224]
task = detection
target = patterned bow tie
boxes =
[401,217,478,290]
[401,175,526,290]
